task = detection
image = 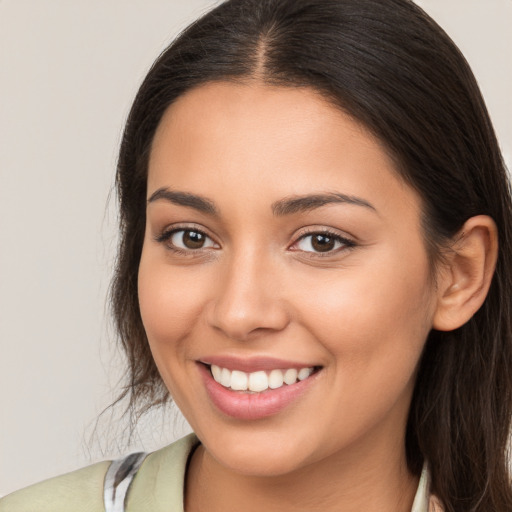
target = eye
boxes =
[157,228,218,251]
[293,231,355,254]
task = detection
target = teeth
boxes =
[230,370,248,391]
[209,364,315,392]
[283,368,298,385]
[249,371,268,392]
[220,367,231,387]
[298,367,313,381]
[268,369,284,389]
[211,364,222,382]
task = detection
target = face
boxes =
[138,82,440,477]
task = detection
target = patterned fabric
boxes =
[0,433,443,512]
[102,445,442,512]
[103,452,147,512]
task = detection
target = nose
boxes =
[207,249,290,341]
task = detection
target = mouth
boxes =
[206,364,321,393]
[198,360,323,420]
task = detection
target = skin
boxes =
[138,82,496,512]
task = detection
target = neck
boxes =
[185,431,419,512]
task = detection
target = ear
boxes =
[433,215,498,331]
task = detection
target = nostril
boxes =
[205,283,290,341]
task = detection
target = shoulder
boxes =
[0,460,111,512]
[125,433,200,512]
[0,434,200,512]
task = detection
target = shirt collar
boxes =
[411,462,432,512]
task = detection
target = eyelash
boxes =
[291,228,356,257]
[155,226,217,257]
[155,226,356,257]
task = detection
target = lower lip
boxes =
[198,363,320,420]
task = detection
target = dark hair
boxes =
[111,0,512,510]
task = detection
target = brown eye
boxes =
[166,229,217,251]
[311,234,336,252]
[294,231,354,254]
[182,230,206,249]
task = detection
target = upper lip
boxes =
[198,355,321,373]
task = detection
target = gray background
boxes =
[1,0,511,496]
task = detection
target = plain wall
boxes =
[1,0,511,496]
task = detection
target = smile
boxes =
[210,365,315,392]
[198,361,322,420]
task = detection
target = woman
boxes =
[1,0,511,511]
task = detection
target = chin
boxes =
[219,450,308,477]
[199,428,317,477]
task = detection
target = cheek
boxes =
[295,259,434,445]
[137,250,208,353]
[137,248,216,413]
[294,247,434,383]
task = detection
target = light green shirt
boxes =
[0,433,439,511]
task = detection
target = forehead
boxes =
[147,81,420,219]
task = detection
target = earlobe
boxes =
[433,215,498,332]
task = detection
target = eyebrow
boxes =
[147,188,218,215]
[147,188,376,216]
[271,193,376,216]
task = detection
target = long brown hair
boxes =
[111,1,512,509]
